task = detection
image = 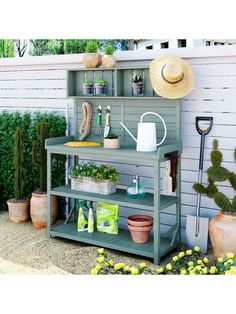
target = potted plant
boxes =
[129,70,145,96]
[30,122,57,229]
[193,139,236,258]
[82,79,93,95]
[68,161,119,195]
[101,44,117,68]
[103,134,120,149]
[82,40,102,68]
[95,79,106,96]
[7,127,30,223]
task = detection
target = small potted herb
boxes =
[82,79,93,95]
[102,44,117,68]
[129,70,145,96]
[104,134,120,149]
[82,40,102,68]
[95,79,106,96]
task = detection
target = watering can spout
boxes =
[120,122,137,143]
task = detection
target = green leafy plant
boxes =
[104,44,114,55]
[83,79,93,85]
[193,139,236,214]
[85,40,99,53]
[13,127,25,200]
[68,161,119,183]
[95,79,106,86]
[129,70,145,84]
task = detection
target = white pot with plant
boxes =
[95,79,106,96]
[82,79,93,95]
[103,134,120,149]
[102,44,117,68]
[193,139,236,258]
[129,70,145,96]
[82,41,102,68]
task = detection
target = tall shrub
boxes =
[13,127,24,200]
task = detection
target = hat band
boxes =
[161,65,184,84]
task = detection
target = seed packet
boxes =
[96,202,119,234]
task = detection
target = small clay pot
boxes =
[82,84,93,95]
[101,54,117,68]
[132,82,144,96]
[103,138,120,149]
[95,84,106,96]
[7,199,30,223]
[128,215,153,227]
[128,223,153,244]
[82,53,102,68]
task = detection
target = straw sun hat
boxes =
[149,54,194,99]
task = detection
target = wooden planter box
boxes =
[71,177,116,195]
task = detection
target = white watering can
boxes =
[120,112,167,152]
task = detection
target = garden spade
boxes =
[104,106,111,138]
[186,117,213,254]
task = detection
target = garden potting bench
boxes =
[46,66,182,265]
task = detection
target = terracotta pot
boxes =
[128,215,153,227]
[30,192,57,229]
[209,211,236,258]
[82,53,102,68]
[7,199,30,223]
[103,138,120,149]
[101,54,117,68]
[128,223,153,243]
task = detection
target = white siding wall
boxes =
[0,47,235,243]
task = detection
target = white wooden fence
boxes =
[0,46,235,242]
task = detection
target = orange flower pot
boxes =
[128,223,153,244]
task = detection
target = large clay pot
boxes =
[209,211,236,258]
[101,54,117,68]
[7,199,30,223]
[30,192,57,229]
[82,53,102,68]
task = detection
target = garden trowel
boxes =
[104,105,111,138]
[186,117,213,254]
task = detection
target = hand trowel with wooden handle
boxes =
[104,105,111,138]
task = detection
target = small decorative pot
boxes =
[82,53,102,68]
[7,199,30,223]
[101,54,117,68]
[209,211,236,258]
[128,215,153,227]
[128,223,153,244]
[95,83,106,96]
[82,84,93,95]
[103,138,120,149]
[132,82,144,96]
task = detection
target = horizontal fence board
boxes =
[0,69,67,80]
[0,88,66,98]
[0,79,67,89]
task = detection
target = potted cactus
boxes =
[101,44,117,68]
[82,79,93,95]
[30,122,57,228]
[193,139,236,258]
[129,70,145,96]
[95,79,106,96]
[82,40,102,68]
[7,127,30,223]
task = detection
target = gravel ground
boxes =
[0,211,214,274]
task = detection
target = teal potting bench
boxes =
[46,66,182,265]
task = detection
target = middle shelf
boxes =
[50,185,179,211]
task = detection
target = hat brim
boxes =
[149,54,195,99]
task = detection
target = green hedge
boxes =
[0,111,67,210]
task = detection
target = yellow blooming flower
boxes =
[195,265,202,271]
[217,257,223,263]
[224,261,229,266]
[166,263,172,271]
[156,267,164,274]
[188,266,194,271]
[114,263,125,271]
[178,252,185,259]
[188,261,194,267]
[228,259,234,265]
[130,267,139,275]
[194,246,201,252]
[140,262,146,269]
[124,266,131,272]
[97,248,105,254]
[197,260,203,265]
[97,256,105,264]
[228,267,236,275]
[91,268,99,275]
[95,264,102,271]
[210,266,217,274]
[106,260,114,267]
[202,267,208,275]
[203,257,209,264]
[226,253,234,259]
[172,256,179,262]
[186,250,193,256]
[180,269,187,275]
[189,270,196,275]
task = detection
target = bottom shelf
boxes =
[50,222,178,260]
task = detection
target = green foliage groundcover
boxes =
[0,111,67,210]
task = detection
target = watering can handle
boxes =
[140,112,167,147]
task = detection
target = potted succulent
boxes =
[68,161,119,195]
[95,79,106,96]
[129,70,145,96]
[82,40,102,68]
[7,127,30,223]
[103,134,120,149]
[102,44,117,68]
[193,139,236,258]
[82,79,93,95]
[30,122,57,228]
